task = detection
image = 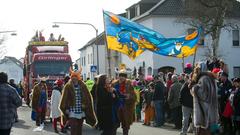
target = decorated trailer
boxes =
[23,40,72,105]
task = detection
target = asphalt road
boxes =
[11,105,191,135]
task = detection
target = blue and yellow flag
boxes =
[153,30,200,58]
[103,11,201,59]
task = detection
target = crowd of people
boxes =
[1,58,240,135]
[31,31,65,42]
[128,59,240,135]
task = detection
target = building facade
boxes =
[78,33,121,80]
[121,0,240,78]
[0,56,24,83]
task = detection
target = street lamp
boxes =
[0,30,17,36]
[52,22,99,74]
[0,30,17,43]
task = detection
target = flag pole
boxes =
[192,45,198,69]
[192,27,202,69]
[102,10,112,78]
[182,54,185,73]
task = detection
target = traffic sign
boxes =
[90,65,97,72]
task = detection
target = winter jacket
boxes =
[233,88,240,121]
[31,83,48,111]
[153,80,165,101]
[168,81,182,109]
[0,83,22,129]
[112,79,137,129]
[179,82,193,108]
[192,72,219,129]
[97,85,119,130]
[59,80,97,127]
[50,88,62,118]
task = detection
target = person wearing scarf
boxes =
[59,69,97,135]
[32,79,48,127]
[112,70,137,135]
[189,63,219,135]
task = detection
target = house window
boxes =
[82,57,84,66]
[88,54,89,64]
[90,53,93,64]
[80,57,82,66]
[130,7,136,19]
[234,66,240,77]
[233,30,239,46]
[187,28,204,45]
[80,58,82,66]
[135,5,140,16]
[147,67,152,75]
[84,73,86,81]
[127,10,131,19]
[84,57,86,66]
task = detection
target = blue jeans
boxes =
[154,100,164,126]
[181,106,193,134]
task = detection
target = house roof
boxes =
[150,0,185,16]
[141,0,162,3]
[132,0,240,21]
[126,0,159,10]
[226,1,240,18]
[0,56,23,69]
[78,32,105,51]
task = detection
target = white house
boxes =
[120,0,240,78]
[0,56,24,83]
[78,32,121,80]
[78,38,96,80]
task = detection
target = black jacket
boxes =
[153,80,165,101]
[218,79,232,101]
[233,89,240,117]
[179,82,193,108]
[96,86,118,130]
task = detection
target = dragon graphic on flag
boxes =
[103,11,201,59]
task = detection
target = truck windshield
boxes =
[34,61,71,75]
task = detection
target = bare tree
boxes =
[177,0,239,59]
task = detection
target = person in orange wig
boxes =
[59,67,97,135]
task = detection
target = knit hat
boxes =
[212,68,221,74]
[184,63,193,74]
[145,75,153,81]
[54,79,63,86]
[186,63,192,69]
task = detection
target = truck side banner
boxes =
[34,55,71,61]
